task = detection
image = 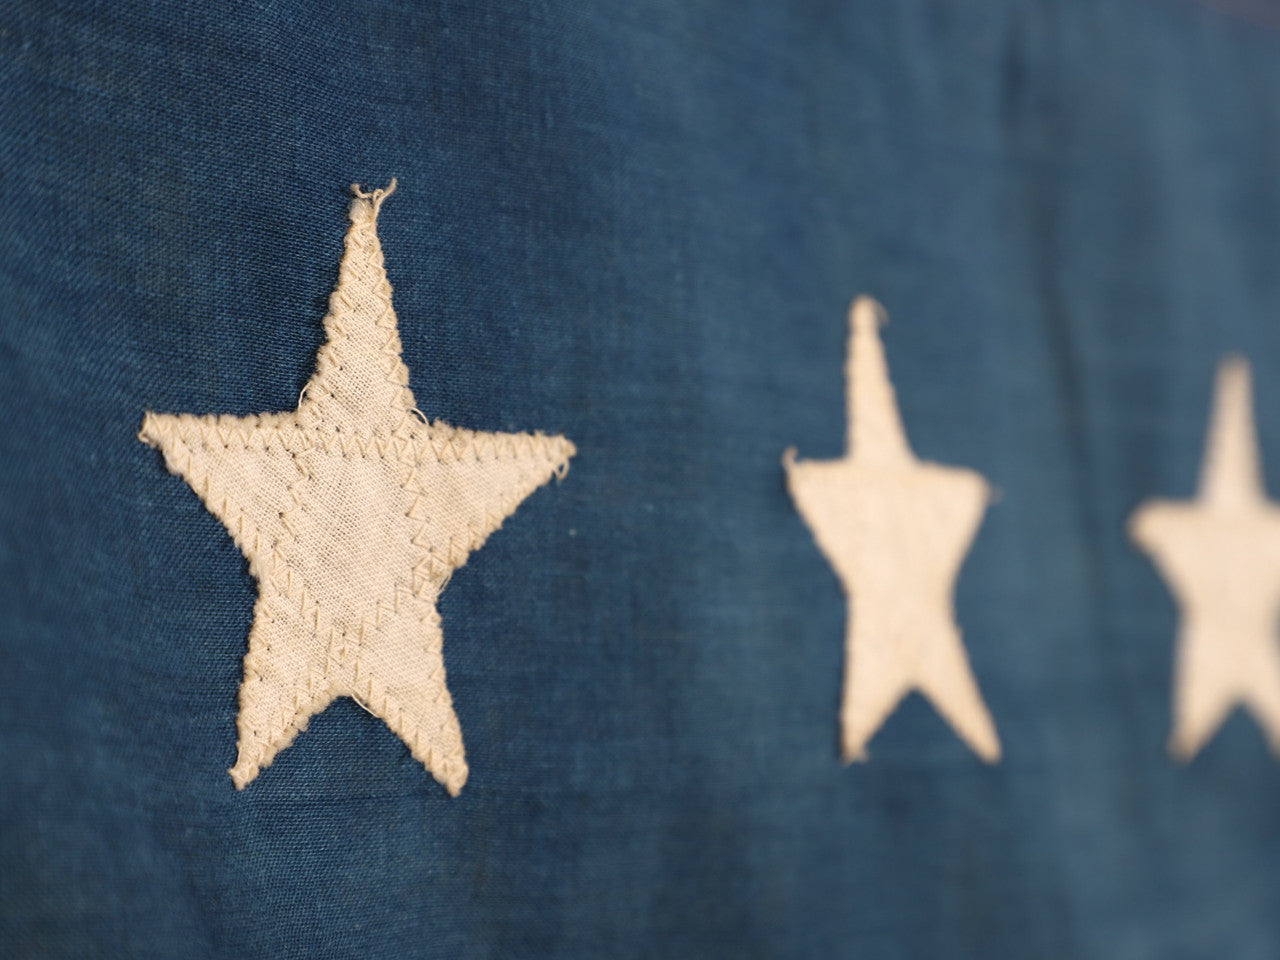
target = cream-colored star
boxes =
[784,297,1000,762]
[139,182,575,793]
[1130,356,1280,760]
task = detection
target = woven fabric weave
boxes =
[139,184,574,793]
[7,2,1280,958]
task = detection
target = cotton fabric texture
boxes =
[5,2,1280,959]
[138,183,575,796]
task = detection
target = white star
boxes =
[140,182,574,792]
[1130,356,1280,760]
[785,297,1000,762]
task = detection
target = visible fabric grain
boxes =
[139,184,575,793]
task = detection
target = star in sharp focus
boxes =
[1130,356,1280,760]
[784,297,1000,763]
[140,181,575,793]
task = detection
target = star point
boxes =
[140,183,574,793]
[785,298,1000,763]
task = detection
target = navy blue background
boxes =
[5,1,1280,957]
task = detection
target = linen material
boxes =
[786,298,1000,762]
[139,185,575,794]
[11,2,1280,957]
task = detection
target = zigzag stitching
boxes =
[139,183,572,794]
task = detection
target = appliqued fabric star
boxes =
[140,181,575,794]
[784,297,1001,763]
[1130,357,1280,760]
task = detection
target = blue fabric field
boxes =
[4,1,1280,957]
